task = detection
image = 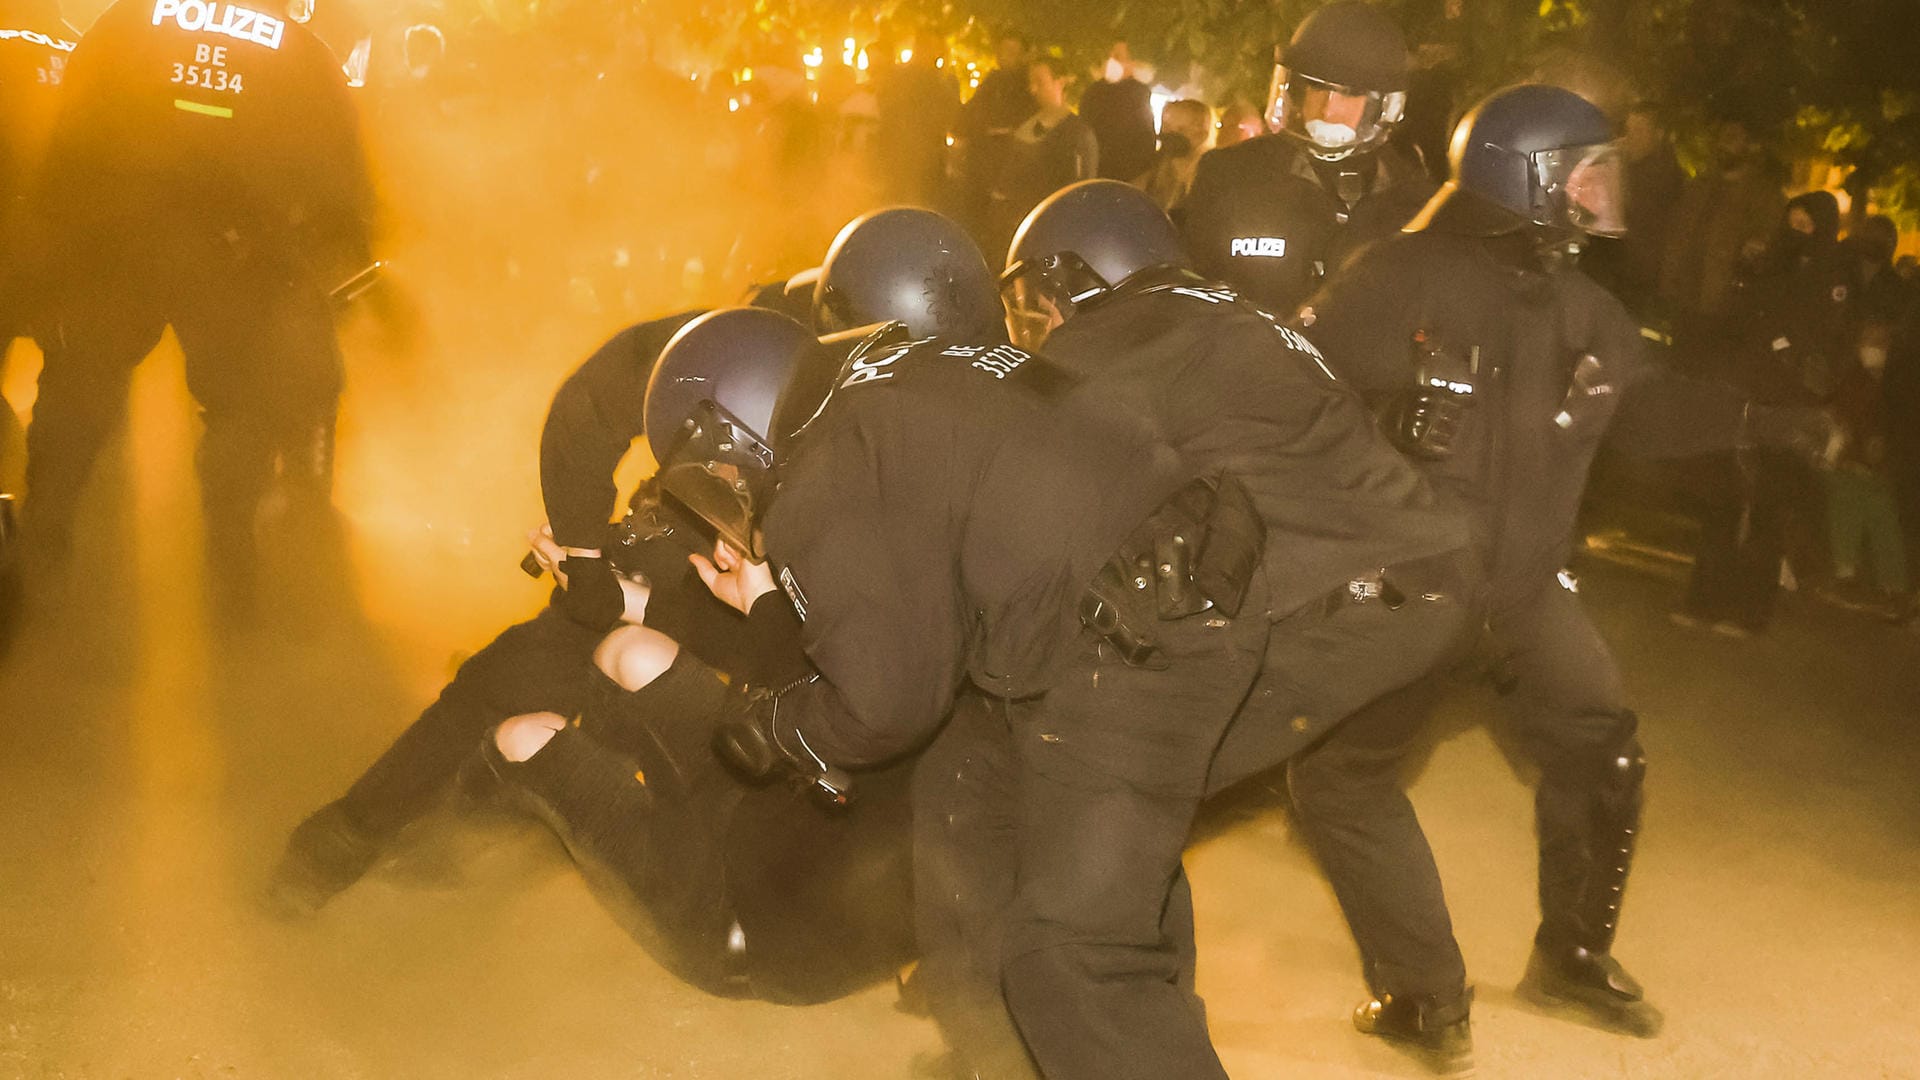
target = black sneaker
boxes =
[1353,989,1475,1076]
[1517,941,1664,1037]
[261,800,381,920]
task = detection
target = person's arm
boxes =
[1295,240,1424,394]
[538,314,700,549]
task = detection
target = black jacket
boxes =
[538,310,703,550]
[1181,134,1434,317]
[1042,272,1468,620]
[762,337,1185,767]
[1303,231,1747,606]
[35,0,374,277]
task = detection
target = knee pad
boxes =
[592,623,680,691]
[494,711,567,762]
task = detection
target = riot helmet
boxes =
[814,208,1005,342]
[1407,83,1625,240]
[1266,1,1410,161]
[1000,179,1187,349]
[644,309,834,560]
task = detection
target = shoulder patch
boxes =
[778,566,809,622]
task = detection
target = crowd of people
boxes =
[1590,112,1920,631]
[0,0,1913,1078]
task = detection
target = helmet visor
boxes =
[1533,142,1626,238]
[997,252,1108,351]
[1266,68,1406,158]
[655,399,779,561]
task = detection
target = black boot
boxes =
[1517,937,1664,1037]
[1352,987,1474,1076]
[262,799,382,920]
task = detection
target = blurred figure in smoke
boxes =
[874,28,957,208]
[0,0,75,650]
[1211,98,1265,150]
[986,55,1097,260]
[1583,102,1684,319]
[1658,116,1785,335]
[1135,98,1212,216]
[1078,41,1155,184]
[1676,190,1848,634]
[21,0,376,618]
[951,29,1033,247]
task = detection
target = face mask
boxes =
[1860,345,1889,373]
[1305,118,1359,148]
[1103,57,1125,83]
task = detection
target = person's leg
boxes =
[999,609,1265,1080]
[1860,477,1910,596]
[1287,678,1464,1001]
[1495,583,1661,1037]
[912,691,1039,1079]
[1823,470,1864,582]
[486,626,746,993]
[173,272,343,616]
[265,606,605,915]
[22,278,165,566]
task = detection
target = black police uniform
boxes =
[0,2,75,342]
[755,335,1187,769]
[23,0,373,573]
[1180,133,1433,316]
[920,275,1479,1080]
[1298,227,1752,999]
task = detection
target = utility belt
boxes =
[1316,547,1472,619]
[1079,474,1265,669]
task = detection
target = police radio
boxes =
[1389,331,1478,460]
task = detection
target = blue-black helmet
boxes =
[644,308,835,558]
[814,208,1004,342]
[1408,83,1624,239]
[1000,179,1188,348]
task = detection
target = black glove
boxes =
[711,683,854,808]
[606,489,712,581]
[1387,385,1472,459]
[1388,332,1477,459]
[554,554,625,631]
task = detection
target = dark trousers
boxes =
[341,603,604,839]
[25,225,341,572]
[983,559,1474,1080]
[507,650,917,1005]
[502,655,746,996]
[1317,576,1640,976]
[1685,448,1819,629]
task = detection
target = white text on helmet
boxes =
[1229,236,1289,258]
[151,0,285,50]
[0,28,78,51]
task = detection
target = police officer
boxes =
[0,0,74,646]
[0,0,76,346]
[21,0,374,611]
[1179,0,1432,316]
[1297,83,1829,1041]
[430,314,916,1007]
[692,192,1477,1077]
[996,179,1479,1078]
[646,287,1275,1080]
